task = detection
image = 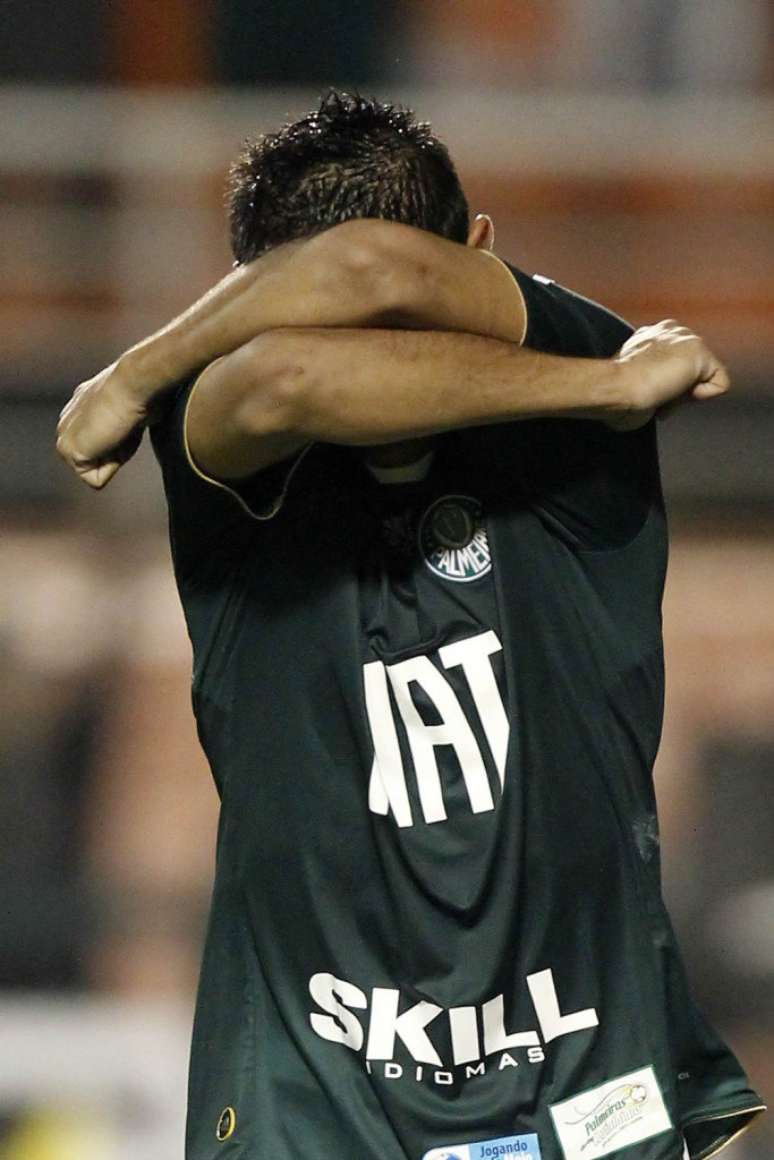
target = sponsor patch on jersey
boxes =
[549,1065,672,1159]
[422,1132,542,1160]
[419,495,492,582]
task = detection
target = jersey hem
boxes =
[682,1102,766,1160]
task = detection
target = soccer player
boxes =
[57,92,764,1160]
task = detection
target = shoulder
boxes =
[501,263,633,358]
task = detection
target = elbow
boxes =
[314,219,427,321]
[234,331,314,439]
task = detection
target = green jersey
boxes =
[150,268,763,1160]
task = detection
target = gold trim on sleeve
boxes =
[482,250,528,347]
[182,360,313,522]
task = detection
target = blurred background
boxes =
[1,2,773,1156]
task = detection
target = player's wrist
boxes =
[116,340,184,410]
[596,358,656,431]
[600,357,644,424]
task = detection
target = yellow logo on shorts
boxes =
[216,1106,236,1142]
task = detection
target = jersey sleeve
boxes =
[498,263,664,551]
[149,376,310,582]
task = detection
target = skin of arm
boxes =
[186,321,730,480]
[56,220,525,487]
[121,221,524,393]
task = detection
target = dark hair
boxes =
[227,89,469,264]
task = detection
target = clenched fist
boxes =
[610,320,730,430]
[55,359,156,489]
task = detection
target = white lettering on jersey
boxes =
[389,654,494,823]
[365,630,509,827]
[308,972,367,1051]
[308,967,598,1074]
[366,988,444,1065]
[439,631,509,786]
[482,994,540,1053]
[448,1005,480,1065]
[364,661,413,827]
[527,968,599,1042]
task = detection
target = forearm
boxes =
[190,320,726,480]
[117,220,525,408]
[116,231,365,405]
[238,328,626,447]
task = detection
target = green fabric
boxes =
[150,269,763,1160]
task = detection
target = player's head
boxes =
[228,89,489,265]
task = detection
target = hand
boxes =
[56,359,151,489]
[610,320,730,430]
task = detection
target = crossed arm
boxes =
[55,219,729,488]
[186,327,632,480]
